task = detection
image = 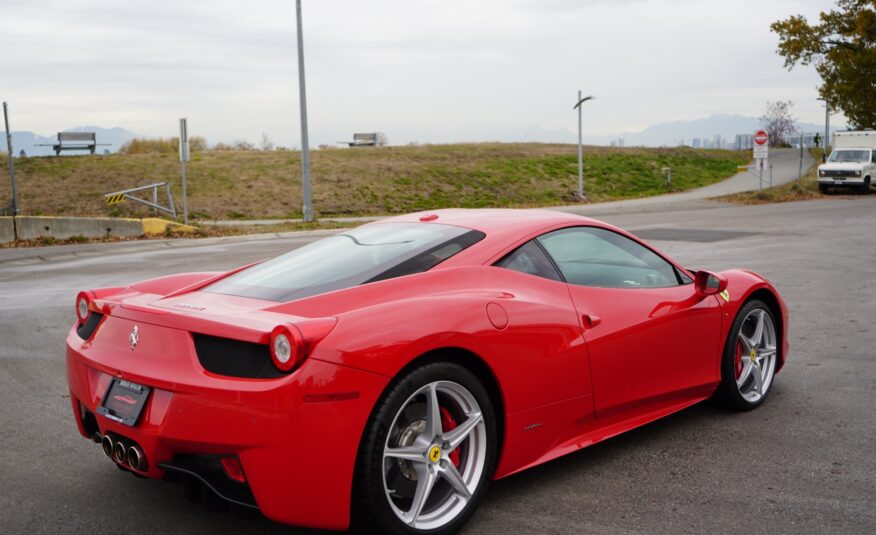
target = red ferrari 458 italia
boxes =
[66,209,787,534]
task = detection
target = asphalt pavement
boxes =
[1,194,874,534]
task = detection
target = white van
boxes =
[818,131,876,194]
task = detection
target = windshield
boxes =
[828,149,870,163]
[206,223,484,301]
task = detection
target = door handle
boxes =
[582,314,601,329]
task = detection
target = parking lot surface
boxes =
[1,197,874,534]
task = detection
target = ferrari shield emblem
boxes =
[129,325,139,351]
[719,289,730,302]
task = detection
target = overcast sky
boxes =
[3,0,837,146]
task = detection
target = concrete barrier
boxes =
[0,216,196,243]
[15,216,145,240]
[0,217,14,243]
[141,218,196,236]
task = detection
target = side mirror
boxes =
[695,270,727,295]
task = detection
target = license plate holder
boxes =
[97,379,151,426]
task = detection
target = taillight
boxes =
[270,325,303,372]
[75,291,95,323]
[268,318,337,373]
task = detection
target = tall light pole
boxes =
[295,0,313,222]
[3,102,18,216]
[817,97,830,163]
[573,92,595,199]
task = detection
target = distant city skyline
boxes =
[0,111,843,156]
[3,0,838,148]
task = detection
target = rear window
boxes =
[206,223,484,301]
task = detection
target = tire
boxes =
[352,361,498,535]
[857,177,871,195]
[818,184,829,194]
[714,299,779,411]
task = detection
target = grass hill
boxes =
[0,143,748,221]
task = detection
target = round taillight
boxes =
[270,325,302,372]
[274,334,292,364]
[76,291,92,323]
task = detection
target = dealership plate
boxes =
[97,379,151,426]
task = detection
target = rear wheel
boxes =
[353,361,497,535]
[715,299,778,410]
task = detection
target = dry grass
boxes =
[0,143,748,220]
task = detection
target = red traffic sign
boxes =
[754,130,769,145]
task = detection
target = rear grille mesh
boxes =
[192,334,284,379]
[76,313,104,340]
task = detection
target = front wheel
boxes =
[857,177,871,195]
[715,299,779,410]
[818,184,829,194]
[353,361,498,535]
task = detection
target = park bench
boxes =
[349,133,377,147]
[44,132,107,155]
[343,132,387,147]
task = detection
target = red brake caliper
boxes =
[735,340,744,379]
[440,406,461,467]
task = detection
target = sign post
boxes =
[179,118,190,225]
[3,102,18,215]
[753,130,769,190]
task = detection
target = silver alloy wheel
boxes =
[382,380,487,530]
[735,308,777,403]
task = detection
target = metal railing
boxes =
[104,183,176,218]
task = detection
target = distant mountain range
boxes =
[0,115,847,155]
[0,127,135,156]
[504,114,841,147]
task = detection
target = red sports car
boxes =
[66,209,787,534]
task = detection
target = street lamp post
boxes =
[573,91,595,199]
[295,0,313,222]
[817,97,830,163]
[3,102,18,216]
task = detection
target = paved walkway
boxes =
[557,147,813,216]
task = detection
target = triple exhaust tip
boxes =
[101,434,146,471]
[127,445,145,471]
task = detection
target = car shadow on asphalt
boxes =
[119,399,753,534]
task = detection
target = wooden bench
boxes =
[350,133,377,147]
[344,132,387,147]
[52,132,98,155]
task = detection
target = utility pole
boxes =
[3,102,18,216]
[824,99,830,162]
[818,97,830,163]
[798,133,804,183]
[573,92,595,199]
[179,118,190,224]
[295,0,313,222]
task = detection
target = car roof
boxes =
[376,208,601,234]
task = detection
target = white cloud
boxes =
[2,0,836,145]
